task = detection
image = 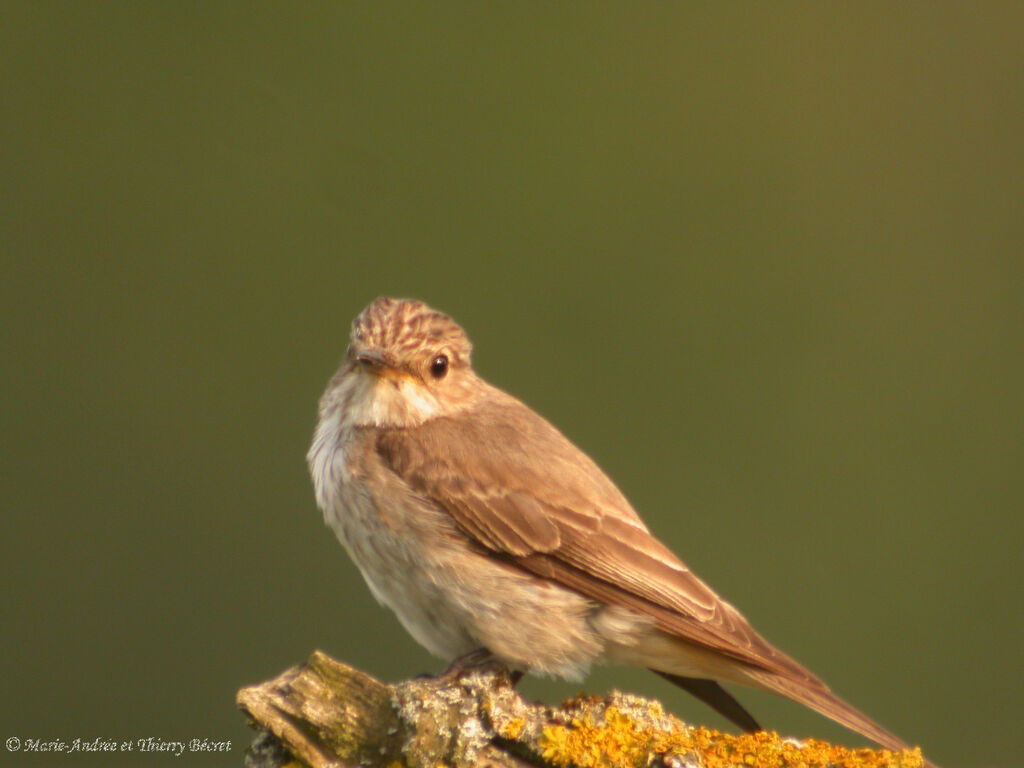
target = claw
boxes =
[434,648,524,687]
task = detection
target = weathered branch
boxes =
[237,651,923,768]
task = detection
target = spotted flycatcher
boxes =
[308,297,927,760]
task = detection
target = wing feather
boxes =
[375,391,822,684]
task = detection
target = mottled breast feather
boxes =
[374,386,826,687]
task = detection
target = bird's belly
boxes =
[357,550,481,660]
[326,498,479,660]
[326,490,637,679]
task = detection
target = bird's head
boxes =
[329,297,481,428]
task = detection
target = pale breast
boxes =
[309,411,479,658]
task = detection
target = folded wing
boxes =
[374,394,823,687]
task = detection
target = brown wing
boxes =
[375,388,824,685]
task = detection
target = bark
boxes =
[237,651,924,768]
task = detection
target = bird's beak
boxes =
[355,349,387,370]
[355,349,405,381]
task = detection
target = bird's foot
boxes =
[433,648,523,687]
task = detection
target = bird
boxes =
[308,296,929,762]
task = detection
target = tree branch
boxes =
[237,651,923,768]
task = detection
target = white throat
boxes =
[307,369,441,512]
[354,373,440,427]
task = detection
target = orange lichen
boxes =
[538,706,924,768]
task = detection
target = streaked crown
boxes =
[350,297,473,367]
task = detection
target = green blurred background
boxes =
[2,4,1022,766]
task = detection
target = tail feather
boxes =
[744,669,937,767]
[652,670,761,733]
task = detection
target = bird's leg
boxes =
[437,648,493,682]
[435,648,523,687]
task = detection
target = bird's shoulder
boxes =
[374,385,650,555]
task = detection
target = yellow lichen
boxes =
[538,708,924,768]
[652,725,925,768]
[500,717,526,740]
[539,707,655,768]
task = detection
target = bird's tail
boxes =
[742,668,937,767]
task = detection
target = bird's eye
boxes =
[430,354,449,379]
